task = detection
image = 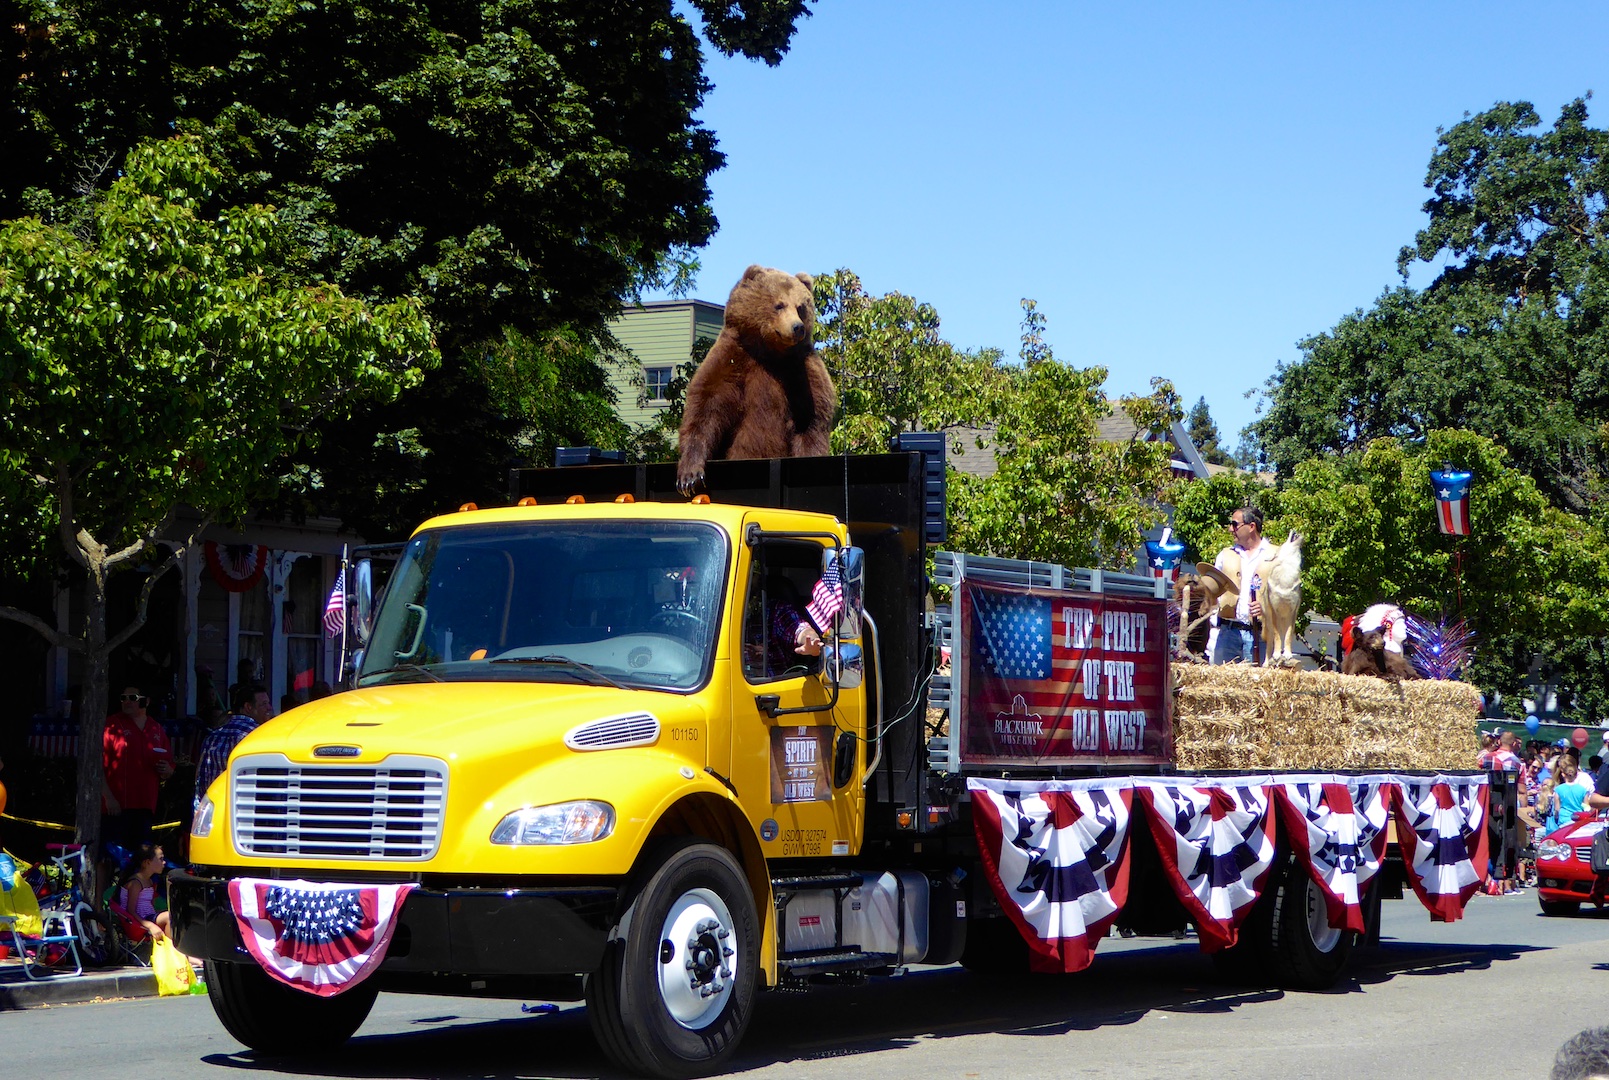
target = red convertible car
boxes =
[1535,813,1609,915]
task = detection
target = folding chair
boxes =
[104,901,154,968]
[0,910,83,979]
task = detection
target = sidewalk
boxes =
[0,955,158,1009]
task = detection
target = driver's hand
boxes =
[794,624,823,656]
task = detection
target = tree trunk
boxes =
[74,564,108,851]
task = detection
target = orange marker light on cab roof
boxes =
[458,502,478,512]
[517,496,537,506]
[615,493,634,503]
[691,494,711,504]
[566,495,586,504]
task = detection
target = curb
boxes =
[0,969,159,1009]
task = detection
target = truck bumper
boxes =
[168,867,618,977]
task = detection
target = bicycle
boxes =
[29,843,114,967]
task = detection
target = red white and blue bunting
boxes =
[228,878,415,996]
[970,773,1489,973]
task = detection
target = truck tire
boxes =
[204,959,378,1054]
[1538,897,1581,917]
[585,841,758,1079]
[1268,862,1353,990]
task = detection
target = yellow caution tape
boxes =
[0,813,184,833]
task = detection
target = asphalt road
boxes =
[8,893,1608,1079]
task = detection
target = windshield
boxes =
[357,521,728,691]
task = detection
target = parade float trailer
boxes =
[170,448,1510,1078]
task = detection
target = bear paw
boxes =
[676,459,706,496]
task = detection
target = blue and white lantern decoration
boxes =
[1430,467,1473,536]
[1145,528,1187,582]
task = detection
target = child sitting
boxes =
[117,844,169,941]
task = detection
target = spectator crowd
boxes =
[1479,726,1609,896]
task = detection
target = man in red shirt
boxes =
[102,685,173,854]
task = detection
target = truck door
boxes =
[729,527,866,861]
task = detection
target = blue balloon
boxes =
[1525,714,1540,734]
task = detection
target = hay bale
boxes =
[1173,665,1480,772]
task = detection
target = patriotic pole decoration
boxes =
[1143,528,1187,583]
[324,552,348,682]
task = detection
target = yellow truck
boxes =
[171,448,1510,1078]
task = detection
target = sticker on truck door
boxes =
[770,726,833,804]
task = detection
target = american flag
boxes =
[806,555,844,629]
[229,878,414,996]
[1431,469,1472,536]
[323,568,346,638]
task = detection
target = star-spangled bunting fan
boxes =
[968,774,1489,961]
[1137,780,1277,951]
[322,568,347,638]
[228,878,415,995]
[969,779,1133,973]
[1430,468,1473,536]
[806,554,844,629]
[1144,529,1187,583]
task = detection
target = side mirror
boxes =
[824,546,866,639]
[822,641,863,691]
[354,559,376,644]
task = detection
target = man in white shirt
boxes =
[1211,507,1274,665]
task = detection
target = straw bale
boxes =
[1172,665,1480,772]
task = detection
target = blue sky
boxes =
[651,2,1609,453]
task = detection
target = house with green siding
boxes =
[607,299,725,431]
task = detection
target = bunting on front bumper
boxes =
[969,773,1488,961]
[227,878,415,996]
[969,779,1133,973]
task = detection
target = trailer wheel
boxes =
[586,841,758,1079]
[1269,865,1353,990]
[1538,897,1581,917]
[204,959,378,1054]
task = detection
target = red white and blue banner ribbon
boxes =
[1137,779,1278,951]
[1430,469,1472,536]
[228,878,415,996]
[970,779,1132,973]
[1387,775,1488,921]
[969,773,1488,968]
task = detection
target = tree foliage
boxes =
[1186,396,1236,467]
[0,136,435,841]
[3,0,814,533]
[1170,471,1282,565]
[1250,97,1609,512]
[946,302,1183,569]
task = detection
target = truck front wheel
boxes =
[204,959,378,1054]
[586,841,759,1079]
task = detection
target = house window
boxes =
[644,365,673,403]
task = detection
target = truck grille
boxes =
[231,754,447,861]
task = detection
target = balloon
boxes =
[1525,715,1540,734]
[1573,727,1590,749]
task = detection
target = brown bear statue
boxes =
[676,265,837,493]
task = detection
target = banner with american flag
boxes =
[970,773,1489,961]
[959,582,1172,765]
[1430,468,1473,536]
[1387,775,1489,921]
[969,778,1133,973]
[1137,779,1278,951]
[228,878,415,996]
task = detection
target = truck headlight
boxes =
[491,801,615,845]
[191,796,216,839]
[1537,839,1567,861]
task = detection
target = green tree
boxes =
[1185,396,1236,467]
[3,1,815,533]
[1249,97,1609,512]
[812,269,1007,461]
[948,301,1183,568]
[0,137,436,844]
[1170,471,1281,564]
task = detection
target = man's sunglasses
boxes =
[120,693,146,702]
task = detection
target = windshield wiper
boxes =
[489,655,628,689]
[360,663,444,684]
